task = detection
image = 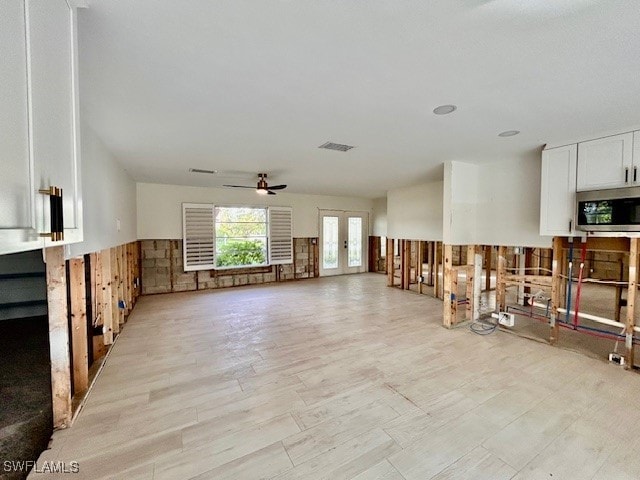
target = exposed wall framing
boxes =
[44,241,141,428]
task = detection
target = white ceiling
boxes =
[78,0,640,198]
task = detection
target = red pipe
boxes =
[572,240,588,328]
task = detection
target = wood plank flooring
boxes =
[29,273,640,479]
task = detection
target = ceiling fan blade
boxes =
[268,184,287,190]
[223,184,255,189]
[267,191,277,195]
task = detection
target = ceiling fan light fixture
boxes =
[256,188,269,195]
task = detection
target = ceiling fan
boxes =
[223,173,287,195]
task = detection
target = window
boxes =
[215,207,268,268]
[380,236,386,258]
[182,204,293,271]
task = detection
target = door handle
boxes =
[39,186,64,241]
[625,167,629,183]
[344,240,348,249]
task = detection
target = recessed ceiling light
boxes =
[433,105,457,115]
[498,130,520,137]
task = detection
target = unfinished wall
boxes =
[69,125,137,258]
[387,181,443,240]
[136,183,373,239]
[141,238,318,294]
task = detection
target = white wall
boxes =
[443,161,478,245]
[475,155,551,248]
[69,125,137,257]
[137,183,374,239]
[387,181,443,240]
[442,156,551,248]
[372,197,387,237]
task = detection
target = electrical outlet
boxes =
[609,353,625,366]
[491,312,515,327]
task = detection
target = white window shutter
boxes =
[268,207,293,265]
[182,203,215,271]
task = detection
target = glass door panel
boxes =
[347,217,362,267]
[322,216,339,270]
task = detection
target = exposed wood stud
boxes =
[626,238,638,369]
[45,246,72,428]
[386,238,394,287]
[466,245,475,322]
[434,242,441,299]
[443,244,454,328]
[101,249,114,345]
[427,241,434,286]
[69,258,89,394]
[402,240,411,290]
[418,241,424,294]
[496,246,507,312]
[485,245,492,291]
[550,237,563,346]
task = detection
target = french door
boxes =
[319,210,368,276]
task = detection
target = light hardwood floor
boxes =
[30,273,640,479]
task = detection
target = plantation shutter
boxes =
[268,207,293,265]
[182,203,215,271]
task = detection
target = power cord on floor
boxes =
[470,315,498,335]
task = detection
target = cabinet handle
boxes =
[635,167,637,183]
[39,186,64,241]
[625,167,629,183]
[569,220,572,232]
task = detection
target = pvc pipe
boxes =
[572,240,588,328]
[565,240,574,323]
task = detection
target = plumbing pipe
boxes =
[572,239,588,328]
[533,302,640,333]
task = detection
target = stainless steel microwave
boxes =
[576,186,640,232]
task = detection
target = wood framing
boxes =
[550,237,563,346]
[465,245,475,321]
[45,246,72,428]
[386,237,394,287]
[443,244,454,327]
[100,249,114,345]
[485,245,492,291]
[402,240,411,289]
[626,238,638,369]
[434,242,441,299]
[69,258,89,394]
[427,241,434,286]
[496,246,507,312]
[418,241,424,294]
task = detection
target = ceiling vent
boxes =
[189,168,217,174]
[319,141,355,152]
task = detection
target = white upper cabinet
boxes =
[576,132,634,191]
[28,0,83,247]
[0,0,82,255]
[540,145,577,236]
[0,0,43,254]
